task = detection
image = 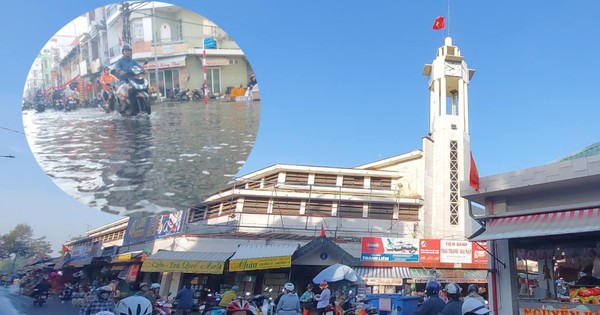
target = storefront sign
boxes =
[156,210,184,238]
[123,215,156,245]
[141,260,224,274]
[113,253,133,262]
[419,239,441,263]
[471,242,488,265]
[361,278,404,286]
[520,303,600,314]
[440,240,472,264]
[229,256,291,271]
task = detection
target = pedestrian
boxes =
[300,284,315,315]
[464,285,486,306]
[314,281,331,315]
[440,283,462,315]
[276,282,301,315]
[175,283,195,315]
[80,286,116,315]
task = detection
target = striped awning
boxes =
[409,268,488,284]
[354,267,410,286]
[472,208,600,241]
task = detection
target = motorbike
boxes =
[155,294,173,315]
[53,98,64,111]
[191,88,203,101]
[247,293,273,315]
[35,99,46,113]
[175,88,190,102]
[117,65,151,116]
[65,96,77,111]
[32,289,49,306]
[100,83,118,113]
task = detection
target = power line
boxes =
[0,126,24,134]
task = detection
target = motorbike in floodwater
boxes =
[65,96,77,111]
[100,83,118,113]
[116,65,151,116]
[191,88,204,101]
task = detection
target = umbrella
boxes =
[312,263,359,284]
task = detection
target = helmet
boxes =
[284,282,294,292]
[444,283,461,299]
[319,281,328,287]
[227,299,250,314]
[139,282,149,289]
[462,298,489,314]
[95,312,116,315]
[231,285,239,292]
[122,43,132,52]
[150,283,161,290]
[115,296,153,315]
[98,285,112,295]
[425,280,440,296]
[468,284,478,294]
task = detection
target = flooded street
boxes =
[23,100,260,216]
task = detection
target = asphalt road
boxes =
[1,285,82,315]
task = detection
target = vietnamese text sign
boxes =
[419,239,441,263]
[229,256,291,271]
[141,260,224,274]
[440,240,472,264]
[471,242,488,265]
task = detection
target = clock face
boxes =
[445,61,462,77]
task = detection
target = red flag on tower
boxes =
[320,224,326,238]
[62,244,70,254]
[469,151,480,192]
[432,16,445,30]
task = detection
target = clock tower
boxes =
[421,37,475,240]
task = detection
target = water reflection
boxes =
[23,100,260,215]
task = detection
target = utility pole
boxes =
[120,3,132,45]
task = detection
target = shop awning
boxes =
[408,268,488,284]
[229,244,299,271]
[354,267,410,286]
[111,251,148,264]
[141,250,232,274]
[471,208,600,241]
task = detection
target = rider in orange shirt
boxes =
[99,66,119,109]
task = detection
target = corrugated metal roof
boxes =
[146,250,233,262]
[354,267,411,279]
[230,244,299,260]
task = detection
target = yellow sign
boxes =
[229,256,291,271]
[141,260,225,274]
[113,253,132,262]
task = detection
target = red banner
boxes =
[472,242,488,265]
[361,237,385,254]
[419,239,440,263]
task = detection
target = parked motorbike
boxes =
[175,88,190,102]
[191,88,203,101]
[247,293,273,315]
[117,65,151,116]
[32,289,49,306]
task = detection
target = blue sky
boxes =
[1,1,599,254]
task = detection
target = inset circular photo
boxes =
[22,1,260,216]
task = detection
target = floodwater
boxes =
[22,100,260,216]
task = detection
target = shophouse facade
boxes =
[462,144,600,315]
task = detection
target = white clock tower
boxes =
[422,37,475,240]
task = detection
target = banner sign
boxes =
[204,37,217,49]
[141,260,224,274]
[360,237,419,262]
[123,215,156,245]
[156,210,184,238]
[229,256,292,271]
[361,237,488,265]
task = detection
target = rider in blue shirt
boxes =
[114,43,143,114]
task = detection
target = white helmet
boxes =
[284,282,295,291]
[150,283,161,290]
[462,298,490,314]
[94,312,116,315]
[115,296,153,315]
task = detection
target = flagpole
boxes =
[447,0,451,37]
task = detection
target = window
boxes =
[206,68,221,93]
[263,174,279,188]
[338,202,364,218]
[343,176,364,188]
[242,197,269,214]
[285,172,308,185]
[368,203,394,220]
[314,174,337,187]
[272,199,301,215]
[305,200,333,216]
[370,177,392,190]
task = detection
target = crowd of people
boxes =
[412,281,489,315]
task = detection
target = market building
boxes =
[462,143,600,314]
[54,35,489,301]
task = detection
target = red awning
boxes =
[56,75,80,89]
[472,208,600,241]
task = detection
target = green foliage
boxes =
[0,224,53,272]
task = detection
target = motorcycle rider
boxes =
[276,283,301,315]
[219,285,239,307]
[411,280,446,315]
[33,278,51,301]
[80,286,116,315]
[114,43,143,114]
[144,283,162,306]
[99,66,119,110]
